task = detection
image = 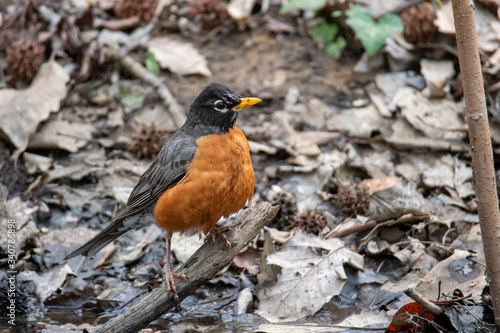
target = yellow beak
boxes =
[232,97,262,111]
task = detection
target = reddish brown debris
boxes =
[333,182,370,217]
[284,210,327,235]
[187,0,229,31]
[114,0,158,23]
[5,39,46,82]
[400,2,437,44]
[128,122,169,160]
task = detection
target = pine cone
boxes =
[333,183,370,217]
[268,191,297,230]
[5,39,45,82]
[400,3,437,44]
[115,0,158,23]
[187,0,229,31]
[284,210,327,235]
[128,123,169,160]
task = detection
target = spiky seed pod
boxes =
[400,2,437,44]
[333,183,370,217]
[115,0,158,23]
[128,123,169,160]
[187,0,229,31]
[284,210,327,235]
[5,39,45,82]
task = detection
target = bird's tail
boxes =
[64,223,128,259]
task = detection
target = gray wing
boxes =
[113,131,197,221]
[64,131,198,259]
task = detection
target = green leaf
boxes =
[346,5,403,55]
[145,51,160,76]
[326,37,346,58]
[119,91,144,108]
[280,0,327,14]
[310,21,338,43]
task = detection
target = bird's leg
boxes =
[205,223,235,248]
[164,232,188,303]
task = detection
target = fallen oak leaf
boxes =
[385,302,434,332]
[228,0,257,29]
[147,37,212,77]
[257,231,364,322]
[28,120,96,153]
[0,61,69,159]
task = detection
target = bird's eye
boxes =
[214,100,227,112]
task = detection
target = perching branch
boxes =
[452,0,500,328]
[95,202,279,333]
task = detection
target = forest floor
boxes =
[1,0,499,332]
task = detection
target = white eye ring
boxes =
[214,100,228,113]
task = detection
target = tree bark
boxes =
[95,202,279,333]
[452,0,500,328]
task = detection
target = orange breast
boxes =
[153,127,255,235]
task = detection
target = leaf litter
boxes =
[0,61,69,159]
[0,0,499,331]
[257,230,364,322]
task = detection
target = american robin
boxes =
[65,83,261,301]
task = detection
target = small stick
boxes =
[404,288,444,316]
[452,0,500,328]
[111,50,186,128]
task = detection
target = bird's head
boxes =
[188,83,261,133]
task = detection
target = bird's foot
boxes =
[164,268,188,303]
[206,226,234,248]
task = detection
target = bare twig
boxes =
[23,175,42,196]
[452,0,500,328]
[325,218,377,239]
[361,214,430,242]
[95,202,279,333]
[404,288,444,316]
[111,50,186,128]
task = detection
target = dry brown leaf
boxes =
[410,249,486,300]
[326,104,393,139]
[362,176,402,195]
[434,1,455,34]
[270,112,339,156]
[228,0,257,25]
[147,37,212,77]
[0,61,69,159]
[393,88,466,141]
[233,246,262,274]
[369,181,426,221]
[386,118,469,152]
[362,150,395,179]
[0,196,39,258]
[422,155,455,188]
[17,264,75,303]
[28,120,96,153]
[257,231,364,322]
[420,59,455,98]
[23,152,53,174]
[171,233,205,263]
[391,237,438,271]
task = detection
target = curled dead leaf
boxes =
[0,61,69,159]
[257,231,364,322]
[147,37,212,77]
